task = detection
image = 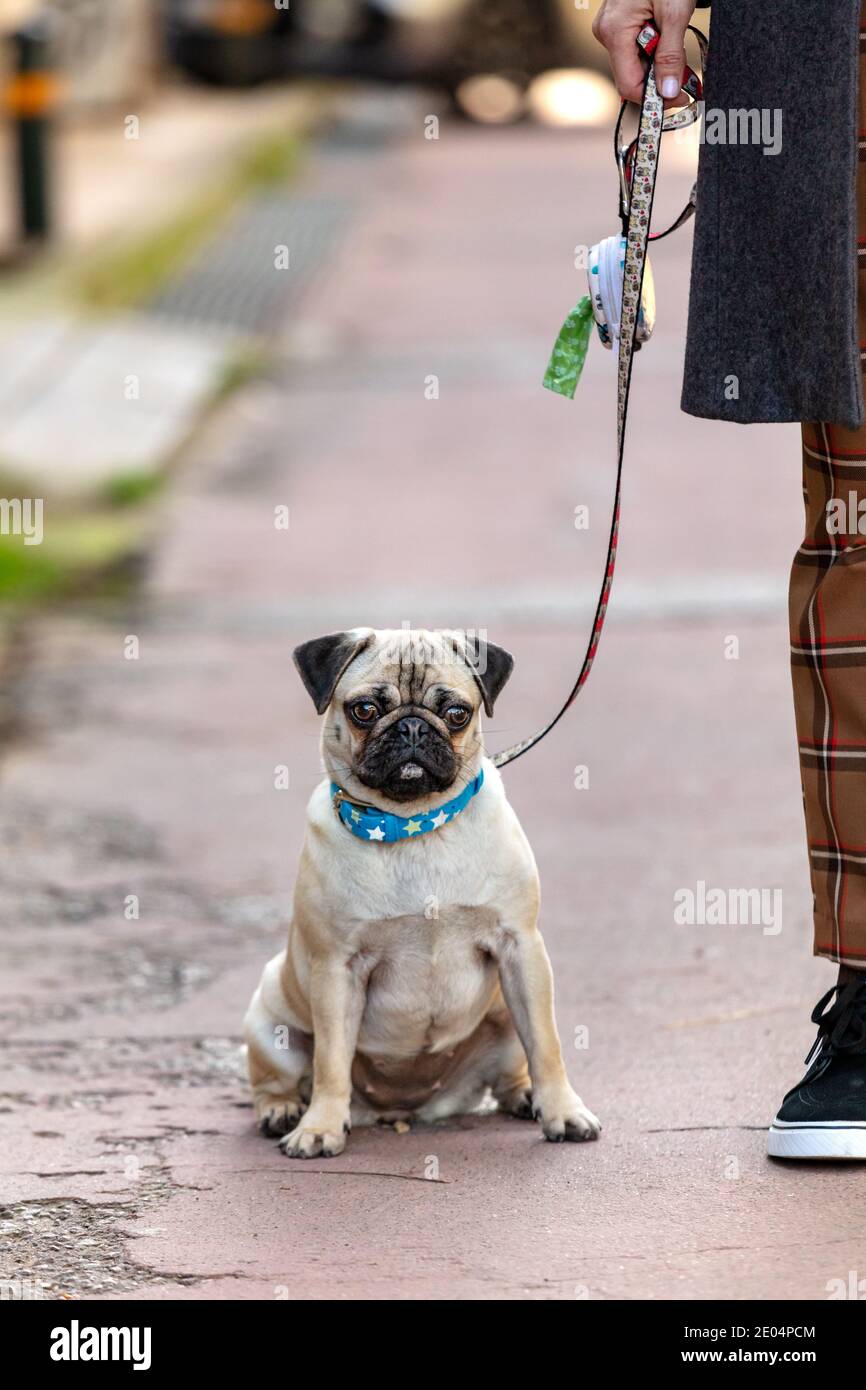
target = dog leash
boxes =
[493,23,705,771]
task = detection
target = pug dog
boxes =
[244,627,600,1158]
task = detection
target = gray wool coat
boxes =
[682,0,863,427]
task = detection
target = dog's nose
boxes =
[395,716,430,751]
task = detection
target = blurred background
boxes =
[0,0,631,599]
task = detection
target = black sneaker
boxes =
[768,980,866,1159]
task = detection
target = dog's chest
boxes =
[357,905,500,1057]
[331,824,495,922]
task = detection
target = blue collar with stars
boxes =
[331,769,484,843]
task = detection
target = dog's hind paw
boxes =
[256,1097,306,1138]
[497,1086,535,1120]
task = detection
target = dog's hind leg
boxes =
[489,1019,534,1120]
[415,1010,533,1124]
[244,951,312,1138]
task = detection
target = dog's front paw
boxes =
[279,1104,350,1159]
[533,1085,601,1143]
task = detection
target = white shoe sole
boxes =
[768,1119,866,1159]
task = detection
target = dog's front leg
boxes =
[280,955,366,1159]
[495,905,600,1144]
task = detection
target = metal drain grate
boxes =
[147,191,353,335]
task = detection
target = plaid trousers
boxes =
[790,17,866,965]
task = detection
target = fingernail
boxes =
[661,76,680,98]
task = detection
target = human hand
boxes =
[592,0,697,105]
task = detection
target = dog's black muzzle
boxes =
[357,712,457,803]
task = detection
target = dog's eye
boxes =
[350,700,378,725]
[445,705,470,729]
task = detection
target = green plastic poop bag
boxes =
[543,295,594,400]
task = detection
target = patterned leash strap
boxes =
[493,24,700,771]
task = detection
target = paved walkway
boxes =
[0,82,320,493]
[2,112,863,1302]
[0,82,311,254]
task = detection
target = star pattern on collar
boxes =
[332,770,484,844]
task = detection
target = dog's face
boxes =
[294,628,513,806]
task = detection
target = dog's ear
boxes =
[293,630,374,715]
[459,632,514,716]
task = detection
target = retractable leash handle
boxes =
[492,23,705,772]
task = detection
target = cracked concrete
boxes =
[1,115,865,1301]
[1,1190,177,1299]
